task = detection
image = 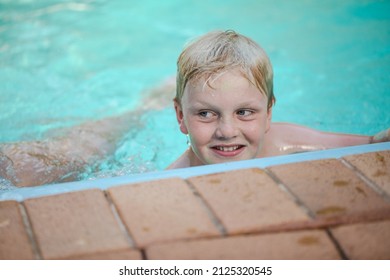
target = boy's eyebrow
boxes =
[189,99,266,109]
[236,101,266,110]
[187,101,213,108]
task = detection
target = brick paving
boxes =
[0,150,389,259]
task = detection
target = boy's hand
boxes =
[371,128,390,143]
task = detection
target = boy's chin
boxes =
[206,155,251,165]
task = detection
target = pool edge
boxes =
[1,142,389,201]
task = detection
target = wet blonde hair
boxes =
[176,30,275,110]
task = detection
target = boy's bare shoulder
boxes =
[263,122,327,156]
[261,122,308,156]
[263,122,370,156]
[166,149,191,169]
[267,122,319,141]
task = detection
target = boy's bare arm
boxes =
[0,112,137,187]
[263,123,389,156]
[0,77,176,188]
[0,122,120,187]
[0,140,86,187]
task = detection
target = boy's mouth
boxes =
[211,145,245,157]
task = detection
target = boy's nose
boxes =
[215,118,238,140]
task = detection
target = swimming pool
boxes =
[1,0,390,188]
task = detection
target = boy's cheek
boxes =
[188,125,213,144]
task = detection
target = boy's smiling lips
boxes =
[210,144,246,157]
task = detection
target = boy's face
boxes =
[175,69,272,165]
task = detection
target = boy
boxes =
[167,30,389,169]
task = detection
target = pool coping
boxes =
[1,142,389,202]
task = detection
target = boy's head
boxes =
[173,30,275,166]
[175,30,274,110]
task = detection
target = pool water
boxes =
[1,0,390,187]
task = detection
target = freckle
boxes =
[209,178,221,184]
[333,180,349,187]
[298,236,319,246]
[316,206,346,215]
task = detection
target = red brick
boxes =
[108,178,221,248]
[146,230,340,260]
[343,151,390,196]
[331,220,390,259]
[0,200,35,259]
[65,249,142,260]
[268,159,390,220]
[24,189,131,259]
[188,168,310,234]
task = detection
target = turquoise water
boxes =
[1,0,390,185]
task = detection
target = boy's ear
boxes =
[266,106,272,132]
[174,99,189,135]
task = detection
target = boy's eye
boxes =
[198,111,215,118]
[236,109,253,117]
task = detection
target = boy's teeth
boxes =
[216,146,239,152]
